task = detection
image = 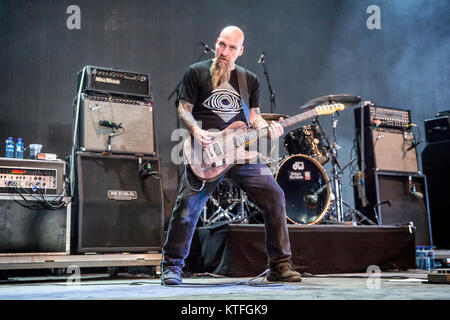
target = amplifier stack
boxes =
[354,103,433,246]
[71,65,163,254]
[421,111,450,249]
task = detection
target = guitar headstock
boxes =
[314,103,345,116]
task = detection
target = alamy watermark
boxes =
[366,5,381,30]
[66,265,81,288]
[366,265,381,289]
[66,5,81,30]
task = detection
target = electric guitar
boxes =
[183,103,345,182]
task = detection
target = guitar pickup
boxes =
[212,143,223,156]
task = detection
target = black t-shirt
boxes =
[179,59,260,131]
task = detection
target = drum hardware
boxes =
[283,122,330,165]
[200,180,263,227]
[298,95,376,225]
[304,156,377,225]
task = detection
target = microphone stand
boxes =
[167,42,214,186]
[167,42,214,108]
[259,53,277,113]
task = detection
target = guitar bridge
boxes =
[202,158,227,171]
[212,158,227,167]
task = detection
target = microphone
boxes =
[408,175,424,199]
[305,192,318,204]
[257,52,265,64]
[378,200,392,207]
[406,139,422,151]
[200,42,215,54]
[304,192,318,209]
[410,189,424,199]
[99,120,122,130]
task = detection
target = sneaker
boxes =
[161,266,182,285]
[267,263,301,282]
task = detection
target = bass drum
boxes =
[275,154,331,224]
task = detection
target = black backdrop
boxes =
[1,0,449,226]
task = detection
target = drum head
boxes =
[275,154,330,224]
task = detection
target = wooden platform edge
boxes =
[0,252,162,270]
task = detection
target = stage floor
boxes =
[0,270,448,301]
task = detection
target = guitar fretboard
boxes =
[237,108,318,144]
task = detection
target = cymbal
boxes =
[299,94,361,110]
[261,113,289,121]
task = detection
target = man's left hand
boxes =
[267,117,284,140]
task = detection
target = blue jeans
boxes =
[162,162,292,272]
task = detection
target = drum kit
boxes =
[200,94,375,227]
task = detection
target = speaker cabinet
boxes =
[356,128,419,173]
[74,152,163,253]
[422,141,450,249]
[425,116,450,143]
[77,93,155,155]
[0,199,70,253]
[355,171,433,246]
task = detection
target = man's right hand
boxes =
[192,126,213,147]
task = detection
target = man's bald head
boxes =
[219,26,245,46]
[214,26,245,71]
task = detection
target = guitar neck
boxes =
[247,108,318,141]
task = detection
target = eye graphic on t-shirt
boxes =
[202,82,242,121]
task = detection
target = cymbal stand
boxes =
[313,114,376,225]
[330,111,344,222]
[313,113,344,222]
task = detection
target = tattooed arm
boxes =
[249,107,269,129]
[178,100,212,146]
[249,107,284,140]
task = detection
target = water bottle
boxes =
[424,247,431,271]
[5,137,14,158]
[426,246,435,271]
[415,246,425,270]
[15,138,24,159]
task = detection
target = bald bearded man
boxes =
[161,26,301,285]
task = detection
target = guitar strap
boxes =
[236,65,251,126]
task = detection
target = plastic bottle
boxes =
[415,246,425,270]
[424,247,431,271]
[15,138,24,159]
[426,246,435,271]
[5,137,14,158]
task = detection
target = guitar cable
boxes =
[184,164,206,192]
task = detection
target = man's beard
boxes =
[210,58,231,89]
